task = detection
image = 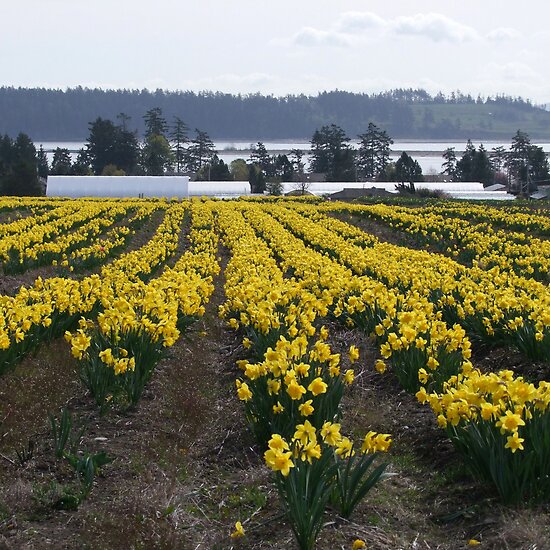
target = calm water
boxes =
[40,139,550,175]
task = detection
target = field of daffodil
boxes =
[0,196,549,548]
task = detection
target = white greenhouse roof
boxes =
[188,181,251,197]
[46,176,189,198]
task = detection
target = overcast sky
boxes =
[3,0,549,103]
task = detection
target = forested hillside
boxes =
[2,87,550,141]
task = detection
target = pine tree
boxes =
[309,124,355,182]
[394,152,423,184]
[249,142,273,177]
[50,147,73,175]
[186,129,215,172]
[441,147,457,179]
[37,145,49,178]
[143,107,168,138]
[505,130,549,193]
[472,143,494,186]
[0,133,42,195]
[455,140,476,181]
[357,122,393,180]
[170,117,190,174]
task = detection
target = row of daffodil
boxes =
[215,201,333,349]
[416,368,550,504]
[298,201,550,363]
[0,201,118,272]
[65,200,219,409]
[423,201,550,278]
[0,197,65,238]
[329,201,550,281]
[0,200,182,376]
[270,200,550,503]
[223,201,546,388]
[269,202,549,388]
[214,199,547,506]
[212,201,392,549]
[5,201,141,273]
[237,202,472,393]
[232,199,550,504]
[62,204,156,271]
[423,202,550,237]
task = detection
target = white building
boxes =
[46,176,190,198]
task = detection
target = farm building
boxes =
[46,176,190,198]
[46,176,256,199]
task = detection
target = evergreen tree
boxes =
[13,133,42,195]
[527,146,550,187]
[114,127,140,175]
[310,124,355,182]
[505,130,550,193]
[86,117,118,174]
[250,142,273,177]
[455,140,476,181]
[0,135,12,179]
[37,145,49,178]
[0,133,42,195]
[454,141,495,185]
[248,163,266,193]
[472,143,494,186]
[170,117,190,174]
[195,154,231,181]
[441,147,457,179]
[186,129,215,172]
[394,152,424,184]
[290,148,305,182]
[356,122,393,180]
[85,117,139,175]
[72,148,92,175]
[113,113,140,175]
[273,154,293,181]
[141,134,174,175]
[50,147,73,175]
[143,107,168,138]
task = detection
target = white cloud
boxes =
[391,13,479,43]
[335,11,386,33]
[307,12,479,45]
[292,27,350,48]
[486,27,522,41]
[484,62,543,83]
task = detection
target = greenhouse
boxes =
[46,176,190,198]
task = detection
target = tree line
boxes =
[41,107,227,179]
[441,131,550,192]
[1,110,548,196]
[0,115,425,195]
[306,123,424,186]
[2,86,550,141]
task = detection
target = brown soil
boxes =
[330,211,426,252]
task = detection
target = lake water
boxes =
[39,139,550,176]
